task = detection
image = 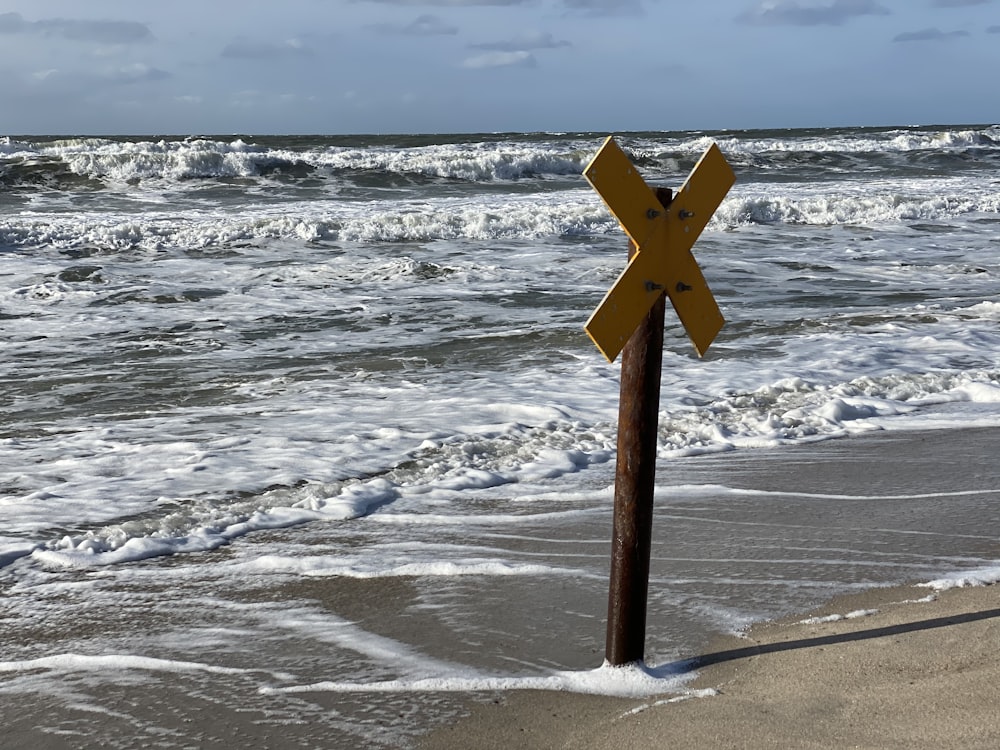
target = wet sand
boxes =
[420,581,1000,750]
[421,422,1000,750]
[4,424,999,749]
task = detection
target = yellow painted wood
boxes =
[584,231,669,363]
[663,246,724,358]
[584,137,667,250]
[585,219,724,361]
[583,140,734,362]
[664,142,735,258]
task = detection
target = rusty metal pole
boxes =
[605,187,671,667]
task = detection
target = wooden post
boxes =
[582,139,733,664]
[605,187,671,667]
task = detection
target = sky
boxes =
[1,0,998,134]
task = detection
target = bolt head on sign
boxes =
[584,137,735,362]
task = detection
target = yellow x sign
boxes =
[584,137,735,362]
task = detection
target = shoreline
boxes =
[419,579,1000,749]
[4,424,999,749]
[419,423,1000,749]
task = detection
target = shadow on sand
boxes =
[676,606,1000,671]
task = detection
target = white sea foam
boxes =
[10,363,1000,569]
[0,653,267,677]
[262,660,696,699]
[4,185,999,252]
[232,553,588,579]
[920,566,1000,590]
[7,137,594,184]
[680,125,1000,156]
[798,608,879,625]
[664,483,1000,504]
[0,193,613,250]
[316,142,590,182]
[719,180,1000,227]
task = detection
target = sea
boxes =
[2,125,1000,747]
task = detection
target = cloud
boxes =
[893,26,971,40]
[989,24,1000,32]
[355,0,638,7]
[0,12,26,32]
[221,38,313,60]
[0,12,152,43]
[368,14,459,35]
[461,50,537,68]
[106,63,171,85]
[354,0,639,9]
[561,0,644,14]
[930,0,990,6]
[469,31,571,51]
[739,0,890,26]
[355,0,530,5]
[22,63,169,92]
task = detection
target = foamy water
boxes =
[2,125,1000,746]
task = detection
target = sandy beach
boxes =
[420,581,1000,750]
[420,420,1000,750]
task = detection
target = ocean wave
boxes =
[21,366,1000,569]
[4,127,998,191]
[0,138,311,188]
[658,370,1000,457]
[26,415,613,569]
[58,138,312,181]
[1,137,592,187]
[1,136,34,155]
[0,156,105,190]
[2,182,997,250]
[678,125,999,156]
[719,186,1000,226]
[319,143,589,182]
[618,130,1000,182]
[0,194,614,250]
